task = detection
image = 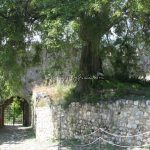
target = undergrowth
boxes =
[50,79,150,107]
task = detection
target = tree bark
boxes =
[77,39,103,93]
[76,12,111,93]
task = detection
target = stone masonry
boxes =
[33,92,150,148]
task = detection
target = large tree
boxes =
[41,0,149,92]
[41,0,126,92]
[0,0,149,97]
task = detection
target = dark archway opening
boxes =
[4,101,23,126]
[1,96,31,127]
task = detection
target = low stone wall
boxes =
[52,100,150,147]
[33,94,150,148]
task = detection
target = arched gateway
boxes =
[0,96,31,127]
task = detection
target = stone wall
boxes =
[33,94,150,148]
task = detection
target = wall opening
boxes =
[2,96,31,127]
[4,99,23,126]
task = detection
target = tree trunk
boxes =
[77,40,103,93]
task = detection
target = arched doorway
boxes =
[0,97,31,127]
[4,101,23,126]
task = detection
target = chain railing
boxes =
[56,108,150,150]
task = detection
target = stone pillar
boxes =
[36,106,54,142]
[33,92,54,142]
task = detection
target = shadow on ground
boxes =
[0,125,35,145]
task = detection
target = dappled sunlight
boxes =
[0,125,58,150]
[0,125,35,147]
[0,0,149,149]
[146,74,150,81]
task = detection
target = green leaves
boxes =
[0,0,149,96]
[11,98,22,118]
[0,0,43,98]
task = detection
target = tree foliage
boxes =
[40,0,149,91]
[0,0,149,96]
[0,0,43,98]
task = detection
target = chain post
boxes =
[59,104,64,150]
[58,106,61,150]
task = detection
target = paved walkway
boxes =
[0,125,59,150]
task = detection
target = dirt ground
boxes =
[0,125,58,150]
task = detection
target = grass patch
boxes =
[33,83,75,105]
[62,79,150,107]
[55,83,75,101]
[34,79,150,107]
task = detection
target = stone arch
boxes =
[0,96,31,127]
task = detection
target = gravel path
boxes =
[0,125,59,150]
